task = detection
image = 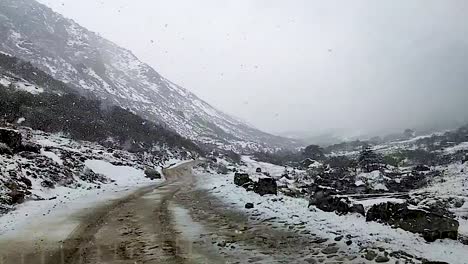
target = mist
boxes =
[38,0,468,138]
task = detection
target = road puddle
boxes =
[169,202,226,263]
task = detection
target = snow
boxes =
[84,159,152,186]
[356,197,406,210]
[423,162,468,197]
[40,149,63,165]
[0,159,164,244]
[0,182,152,242]
[356,171,389,191]
[196,171,468,264]
[354,180,365,186]
[0,77,11,87]
[308,160,322,168]
[14,82,44,94]
[240,156,288,177]
[444,142,468,154]
[16,117,26,124]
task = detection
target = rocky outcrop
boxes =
[366,202,459,242]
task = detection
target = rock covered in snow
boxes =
[366,202,459,242]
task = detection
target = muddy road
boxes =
[0,162,359,264]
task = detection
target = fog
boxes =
[39,0,468,138]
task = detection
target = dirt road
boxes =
[0,162,359,264]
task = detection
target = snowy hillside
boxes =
[0,125,189,214]
[0,0,300,151]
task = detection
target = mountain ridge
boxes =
[0,0,302,152]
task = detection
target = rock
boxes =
[0,143,13,155]
[414,165,430,172]
[321,246,339,254]
[8,190,25,204]
[245,202,254,209]
[234,173,252,187]
[349,203,365,216]
[312,194,350,215]
[19,177,32,188]
[19,142,41,153]
[366,202,459,242]
[375,255,390,263]
[334,236,343,241]
[345,240,352,246]
[0,128,22,151]
[256,167,262,173]
[144,168,162,180]
[463,155,468,164]
[253,177,278,196]
[41,180,55,189]
[308,188,335,205]
[304,258,317,264]
[451,197,465,208]
[365,250,377,261]
[217,241,226,247]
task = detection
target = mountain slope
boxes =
[0,52,201,154]
[0,0,301,151]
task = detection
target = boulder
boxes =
[41,180,55,189]
[234,173,252,187]
[365,250,377,261]
[256,167,262,173]
[349,203,366,216]
[309,190,366,216]
[0,128,22,151]
[8,190,26,204]
[366,202,459,242]
[144,168,162,180]
[309,190,348,214]
[80,168,109,183]
[375,255,390,263]
[245,202,254,209]
[253,177,278,196]
[316,196,350,215]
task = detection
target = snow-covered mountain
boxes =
[0,0,301,151]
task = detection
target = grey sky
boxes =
[38,0,468,137]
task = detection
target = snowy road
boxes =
[0,161,360,264]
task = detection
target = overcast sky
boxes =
[38,0,468,137]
